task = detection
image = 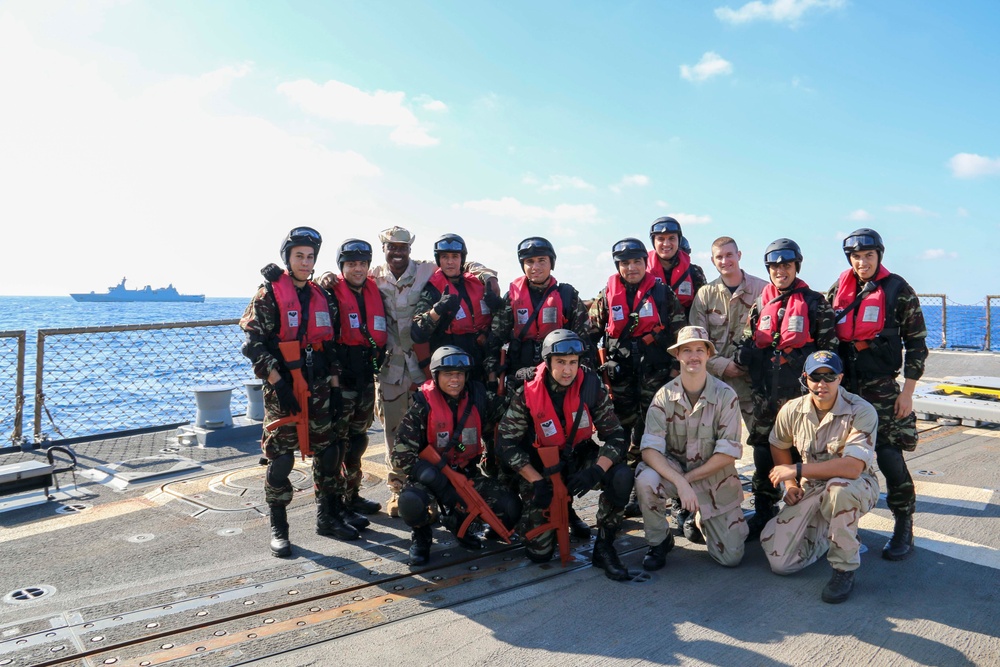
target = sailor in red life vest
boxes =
[328,239,390,527]
[736,238,838,541]
[240,227,357,557]
[411,234,503,383]
[497,330,635,581]
[646,216,707,319]
[826,229,928,562]
[391,346,521,566]
[588,237,686,518]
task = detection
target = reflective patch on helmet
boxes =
[480,299,491,314]
[348,312,361,329]
[287,310,300,328]
[373,315,387,331]
[759,314,772,331]
[539,419,558,438]
[677,281,692,296]
[461,428,478,445]
[454,307,467,320]
[862,306,880,323]
[611,305,625,321]
[638,300,654,317]
[436,431,451,447]
[315,311,330,328]
[541,307,558,324]
[571,410,590,429]
[787,315,804,333]
[516,308,530,325]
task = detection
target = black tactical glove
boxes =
[433,292,461,317]
[330,386,343,422]
[260,263,283,282]
[531,478,553,509]
[598,360,621,382]
[567,464,603,498]
[483,290,503,312]
[514,366,537,384]
[272,378,300,415]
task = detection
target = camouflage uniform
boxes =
[826,276,927,515]
[240,283,341,507]
[651,253,707,320]
[635,375,749,566]
[689,270,768,430]
[390,382,519,530]
[761,388,880,574]
[497,369,630,559]
[350,257,495,497]
[742,287,838,506]
[588,280,686,467]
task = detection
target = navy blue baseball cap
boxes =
[803,350,843,376]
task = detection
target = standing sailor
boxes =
[646,216,707,319]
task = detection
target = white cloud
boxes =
[920,249,958,260]
[655,200,670,208]
[415,94,448,112]
[609,174,650,194]
[671,212,713,226]
[277,78,440,146]
[454,197,599,223]
[537,175,595,192]
[561,245,590,255]
[680,52,733,83]
[848,209,872,221]
[885,205,938,217]
[948,153,1000,179]
[521,173,540,186]
[715,0,846,26]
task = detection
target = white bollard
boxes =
[191,385,236,429]
[244,380,264,421]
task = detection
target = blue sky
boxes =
[1,0,997,302]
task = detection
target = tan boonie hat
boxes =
[378,226,415,245]
[667,325,717,357]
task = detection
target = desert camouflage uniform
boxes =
[743,289,838,504]
[497,369,629,558]
[349,259,495,496]
[761,388,880,574]
[689,270,768,430]
[635,375,748,566]
[390,382,518,528]
[826,277,927,515]
[588,281,686,467]
[240,283,341,507]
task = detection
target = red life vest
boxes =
[333,277,388,348]
[508,276,566,341]
[647,249,695,307]
[832,266,890,342]
[604,272,660,339]
[272,272,334,346]
[421,379,482,468]
[522,362,594,450]
[428,270,493,335]
[753,279,814,350]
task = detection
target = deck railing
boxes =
[0,330,27,452]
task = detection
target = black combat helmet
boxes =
[280,226,322,267]
[540,329,586,363]
[764,238,803,271]
[842,228,885,262]
[649,216,683,244]
[517,237,557,269]
[433,234,468,266]
[337,238,373,270]
[611,238,647,266]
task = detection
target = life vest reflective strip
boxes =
[272,272,333,346]
[428,271,493,335]
[832,265,890,342]
[753,279,814,350]
[508,276,566,341]
[332,277,388,348]
[522,362,594,450]
[605,272,660,339]
[647,249,695,307]
[421,379,482,468]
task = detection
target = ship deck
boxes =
[2,351,999,667]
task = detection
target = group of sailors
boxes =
[240,217,927,604]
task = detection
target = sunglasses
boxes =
[807,372,839,383]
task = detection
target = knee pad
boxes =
[317,442,343,477]
[411,459,459,507]
[344,434,369,467]
[604,463,634,509]
[525,539,555,563]
[265,453,295,488]
[398,487,433,527]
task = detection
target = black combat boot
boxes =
[745,495,776,542]
[317,496,360,541]
[624,490,641,518]
[342,503,371,531]
[641,532,674,571]
[676,510,704,544]
[568,505,592,540]
[408,525,433,566]
[441,509,484,550]
[821,568,855,604]
[268,505,291,558]
[592,527,630,581]
[882,510,915,561]
[349,491,382,515]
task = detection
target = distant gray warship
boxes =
[70,277,205,303]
